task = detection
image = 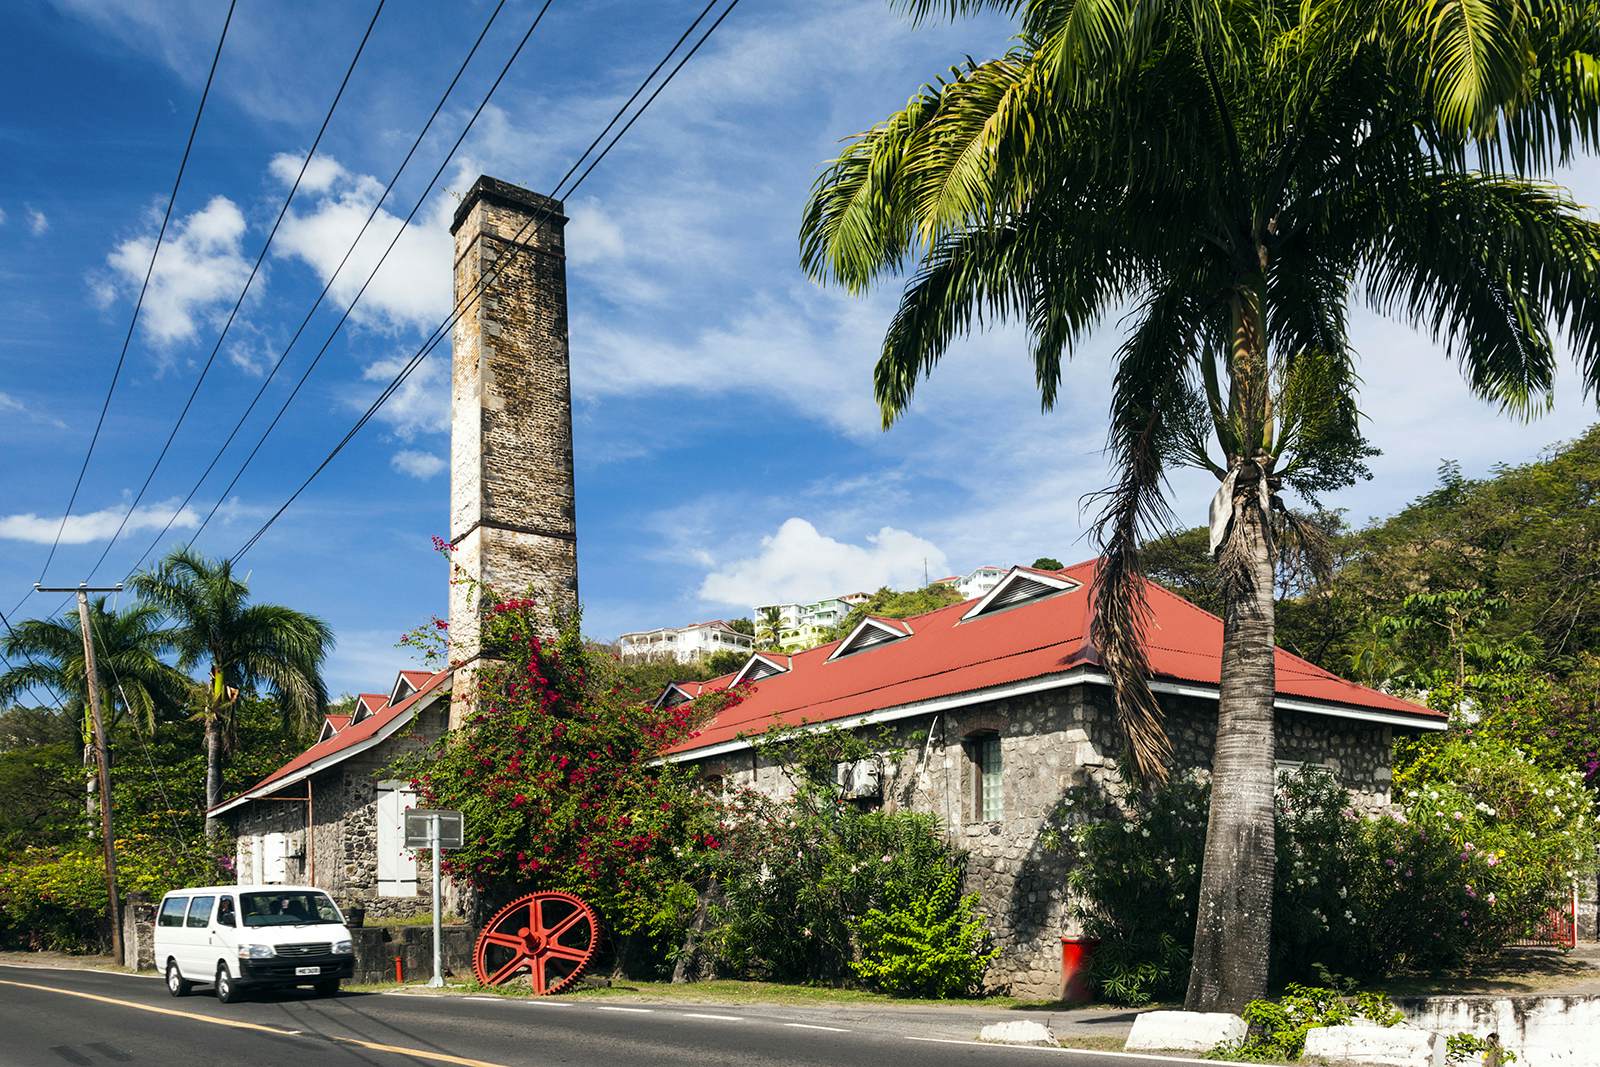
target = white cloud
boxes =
[699,517,947,607]
[27,209,48,235]
[271,156,453,332]
[359,353,448,439]
[268,151,347,194]
[102,196,252,344]
[390,449,446,479]
[0,207,7,225]
[573,290,885,436]
[565,198,625,267]
[0,499,198,545]
[0,391,68,430]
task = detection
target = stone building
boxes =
[661,562,1444,998]
[213,174,579,916]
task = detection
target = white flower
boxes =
[1140,829,1151,838]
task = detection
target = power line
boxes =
[231,0,743,562]
[35,0,238,589]
[150,0,559,560]
[108,0,513,584]
[77,0,388,586]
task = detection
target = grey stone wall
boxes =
[121,892,156,971]
[225,698,457,922]
[694,680,1396,998]
[351,924,476,983]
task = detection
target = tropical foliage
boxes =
[802,0,1600,1009]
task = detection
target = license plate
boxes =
[295,966,320,976]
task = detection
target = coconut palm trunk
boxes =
[1189,479,1278,1009]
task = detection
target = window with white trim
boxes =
[970,733,1003,822]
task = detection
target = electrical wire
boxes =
[76,0,388,587]
[109,0,513,584]
[231,0,743,562]
[168,0,560,556]
[34,0,237,590]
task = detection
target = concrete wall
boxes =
[694,681,1394,998]
[1402,994,1600,1067]
[351,925,476,984]
[121,892,156,971]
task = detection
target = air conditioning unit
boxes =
[835,759,882,799]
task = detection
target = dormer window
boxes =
[960,566,1079,621]
[655,683,697,710]
[730,652,790,687]
[826,616,912,661]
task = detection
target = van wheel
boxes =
[314,978,340,997]
[215,963,242,1004]
[165,960,192,997]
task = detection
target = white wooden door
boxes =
[376,784,417,897]
[263,832,288,884]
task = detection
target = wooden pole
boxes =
[74,589,123,964]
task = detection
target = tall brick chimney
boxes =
[447,175,579,729]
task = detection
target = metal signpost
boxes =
[404,808,464,987]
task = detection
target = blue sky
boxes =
[3,0,1599,699]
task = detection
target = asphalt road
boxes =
[0,963,1174,1067]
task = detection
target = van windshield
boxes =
[240,891,342,927]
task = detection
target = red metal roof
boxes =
[355,693,389,715]
[666,560,1439,756]
[212,669,449,813]
[323,713,352,733]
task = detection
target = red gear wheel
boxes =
[472,891,599,995]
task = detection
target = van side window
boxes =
[185,896,214,928]
[216,897,236,927]
[157,897,188,927]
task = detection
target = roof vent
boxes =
[827,617,912,662]
[961,567,1078,621]
[731,653,791,687]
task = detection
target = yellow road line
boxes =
[0,977,509,1067]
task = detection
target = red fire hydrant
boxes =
[1060,937,1098,1004]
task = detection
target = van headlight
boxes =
[237,943,275,959]
[333,939,353,955]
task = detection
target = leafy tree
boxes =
[823,584,964,643]
[131,548,332,830]
[1031,557,1064,571]
[0,598,188,736]
[704,649,747,676]
[725,617,754,636]
[801,0,1600,1009]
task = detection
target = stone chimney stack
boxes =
[447,175,578,729]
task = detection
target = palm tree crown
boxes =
[130,547,333,820]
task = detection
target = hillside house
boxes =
[617,619,753,663]
[661,561,1444,997]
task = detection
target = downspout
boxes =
[306,778,315,885]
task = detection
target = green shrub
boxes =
[1210,983,1402,1061]
[1056,752,1598,1003]
[852,863,998,997]
[708,724,996,995]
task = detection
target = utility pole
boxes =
[38,582,125,964]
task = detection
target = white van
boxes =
[154,885,355,1003]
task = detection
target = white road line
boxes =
[519,999,575,1007]
[906,1036,1265,1066]
[594,1005,654,1013]
[783,1022,850,1032]
[680,1013,742,1021]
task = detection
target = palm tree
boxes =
[801,0,1600,1009]
[755,606,787,651]
[0,598,190,814]
[131,547,333,831]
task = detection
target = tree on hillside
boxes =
[824,584,964,643]
[131,548,332,831]
[802,0,1600,1009]
[1031,557,1064,571]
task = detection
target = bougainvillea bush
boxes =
[1056,755,1597,1004]
[391,599,726,970]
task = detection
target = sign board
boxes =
[404,808,464,849]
